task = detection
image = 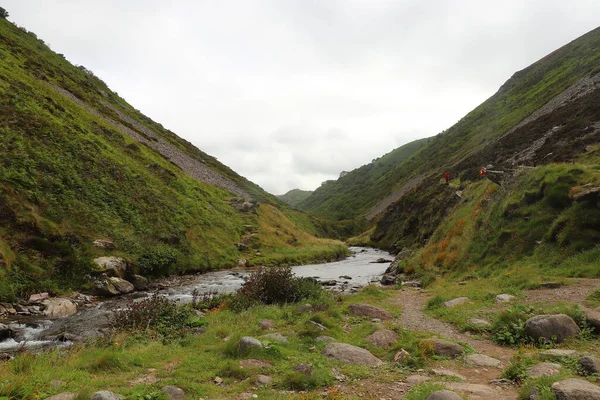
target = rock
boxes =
[348,303,393,320]
[239,359,272,369]
[366,329,398,348]
[540,349,579,360]
[320,280,337,286]
[524,314,580,343]
[44,393,77,400]
[0,352,13,362]
[28,292,49,303]
[93,277,135,296]
[90,391,121,400]
[528,362,561,377]
[445,383,497,398]
[93,239,116,250]
[402,280,422,288]
[425,390,463,400]
[316,335,337,343]
[308,320,327,331]
[129,274,148,291]
[235,242,248,251]
[239,336,263,352]
[552,378,600,399]
[214,376,223,384]
[93,256,128,278]
[42,298,77,318]
[256,374,272,385]
[495,294,515,303]
[261,333,288,344]
[322,343,383,366]
[0,323,14,340]
[295,304,313,313]
[259,319,276,330]
[582,308,600,334]
[430,369,466,381]
[490,378,514,386]
[467,318,491,327]
[423,338,463,357]
[371,258,393,263]
[161,386,185,400]
[380,274,396,285]
[464,354,502,368]
[292,363,313,375]
[578,356,600,374]
[0,302,16,315]
[235,201,254,212]
[443,297,469,308]
[394,349,410,363]
[40,308,110,340]
[237,258,247,267]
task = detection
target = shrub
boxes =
[426,295,444,310]
[137,245,180,276]
[501,353,535,382]
[491,305,535,346]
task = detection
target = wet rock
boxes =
[366,329,398,348]
[90,391,121,400]
[425,390,463,400]
[261,333,288,344]
[41,308,111,340]
[256,374,272,384]
[44,393,77,400]
[445,383,497,398]
[380,274,396,285]
[292,363,313,375]
[129,274,148,291]
[339,275,352,280]
[495,294,515,303]
[295,304,313,313]
[42,298,77,318]
[93,256,128,278]
[370,258,393,263]
[0,303,16,315]
[259,319,276,330]
[524,314,580,343]
[93,239,116,250]
[239,336,263,352]
[578,356,600,374]
[239,359,272,369]
[528,362,561,377]
[29,292,49,303]
[320,280,337,286]
[423,338,463,357]
[14,304,31,315]
[0,323,14,340]
[552,378,600,399]
[93,277,135,296]
[443,297,469,308]
[348,303,392,320]
[161,386,185,400]
[540,349,579,360]
[322,343,383,366]
[406,375,431,384]
[316,335,337,343]
[430,369,466,381]
[464,354,502,368]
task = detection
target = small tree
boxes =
[0,7,8,18]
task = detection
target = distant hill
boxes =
[277,189,313,207]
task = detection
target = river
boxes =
[0,247,393,352]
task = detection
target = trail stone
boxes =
[425,390,463,400]
[423,338,463,357]
[129,275,148,291]
[93,256,128,278]
[528,362,561,377]
[540,349,579,360]
[93,239,116,250]
[0,323,13,340]
[445,383,497,397]
[430,369,466,381]
[464,354,502,367]
[90,391,121,400]
[161,386,185,400]
[239,336,263,351]
[366,329,398,348]
[443,297,469,307]
[256,374,272,384]
[42,298,77,318]
[44,393,77,400]
[578,356,600,374]
[322,343,383,366]
[316,335,337,343]
[552,378,600,399]
[495,294,515,303]
[524,314,580,343]
[406,375,431,384]
[348,303,393,320]
[259,319,275,330]
[261,333,288,344]
[239,359,272,369]
[292,363,313,375]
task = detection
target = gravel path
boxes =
[524,278,600,306]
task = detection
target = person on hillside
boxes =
[479,167,487,177]
[444,171,450,184]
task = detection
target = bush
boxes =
[491,305,535,346]
[501,353,535,383]
[426,295,444,310]
[137,245,180,276]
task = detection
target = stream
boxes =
[0,247,393,353]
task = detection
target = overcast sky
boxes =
[5,1,600,194]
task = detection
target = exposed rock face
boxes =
[348,303,393,320]
[464,354,502,367]
[93,256,128,278]
[93,277,135,296]
[495,294,515,303]
[528,362,561,377]
[42,298,77,318]
[578,356,600,374]
[552,378,600,399]
[425,390,463,400]
[322,343,383,366]
[129,274,148,291]
[366,329,398,348]
[161,386,185,400]
[239,336,263,352]
[93,239,116,250]
[524,314,580,343]
[443,297,469,308]
[423,338,463,357]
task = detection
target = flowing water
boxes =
[0,247,392,352]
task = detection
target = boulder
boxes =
[44,393,77,400]
[380,274,396,285]
[292,363,313,375]
[425,390,463,400]
[93,256,128,278]
[322,343,383,366]
[443,297,469,308]
[239,359,272,369]
[93,277,135,296]
[582,308,600,334]
[239,336,263,352]
[366,329,398,348]
[524,314,580,343]
[495,294,515,303]
[259,319,276,330]
[42,298,77,318]
[578,356,600,375]
[552,378,600,399]
[260,333,288,344]
[161,386,185,400]
[28,292,49,303]
[464,354,502,368]
[129,274,148,291]
[0,323,14,340]
[423,338,463,357]
[93,239,116,250]
[348,303,393,320]
[528,362,561,378]
[540,349,579,360]
[90,391,121,400]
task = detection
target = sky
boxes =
[4,1,600,194]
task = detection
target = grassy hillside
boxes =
[276,189,313,208]
[0,17,345,300]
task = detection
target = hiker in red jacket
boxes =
[444,171,450,184]
[480,167,487,177]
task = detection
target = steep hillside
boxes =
[0,17,346,300]
[276,189,313,207]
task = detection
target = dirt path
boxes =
[524,278,600,306]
